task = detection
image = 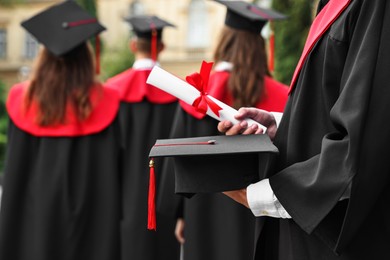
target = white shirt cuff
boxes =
[247,179,291,219]
[270,112,283,128]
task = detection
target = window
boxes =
[186,0,209,49]
[24,33,39,60]
[0,29,6,59]
[255,0,272,8]
[129,0,145,16]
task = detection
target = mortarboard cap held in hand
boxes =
[147,134,279,230]
[214,0,287,34]
[21,0,106,57]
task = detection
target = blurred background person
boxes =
[106,15,180,260]
[0,1,123,260]
[157,1,288,260]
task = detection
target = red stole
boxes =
[6,82,120,137]
[289,0,351,94]
[106,68,177,104]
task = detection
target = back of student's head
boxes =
[212,0,286,109]
[131,36,164,56]
[125,15,175,59]
[20,0,106,126]
[214,26,270,109]
[26,43,97,126]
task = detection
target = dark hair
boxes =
[213,26,270,109]
[134,37,164,54]
[26,43,97,126]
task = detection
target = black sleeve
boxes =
[270,0,390,252]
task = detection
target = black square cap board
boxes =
[149,134,278,195]
[123,15,175,40]
[213,0,287,34]
[147,134,278,230]
[21,0,106,56]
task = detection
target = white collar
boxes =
[214,61,233,72]
[132,58,160,70]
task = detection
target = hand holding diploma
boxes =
[146,61,267,132]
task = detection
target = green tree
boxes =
[75,0,99,52]
[0,0,24,7]
[74,0,134,80]
[75,0,97,16]
[101,37,135,81]
[272,0,317,85]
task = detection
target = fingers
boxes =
[218,107,273,136]
[236,107,277,128]
[241,123,262,135]
[217,120,233,133]
[234,107,258,120]
[225,121,252,136]
[265,124,277,140]
[254,126,265,135]
[175,218,185,244]
[218,120,245,135]
[218,119,263,136]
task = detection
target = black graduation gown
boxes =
[0,83,122,260]
[107,67,180,260]
[157,70,288,260]
[0,175,3,211]
[255,0,390,259]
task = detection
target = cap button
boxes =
[62,22,69,29]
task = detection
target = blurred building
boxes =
[0,0,270,86]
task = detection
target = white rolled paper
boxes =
[146,66,266,131]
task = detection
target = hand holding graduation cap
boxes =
[218,107,278,140]
[218,107,278,208]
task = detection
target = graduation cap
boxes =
[124,15,175,40]
[21,0,106,57]
[214,0,287,34]
[147,134,279,230]
[124,15,175,61]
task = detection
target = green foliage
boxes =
[0,79,8,174]
[100,38,135,82]
[0,0,25,7]
[75,0,99,50]
[272,0,317,85]
[72,0,134,84]
[75,0,97,16]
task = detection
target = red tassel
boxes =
[268,31,275,72]
[95,35,101,75]
[148,158,156,231]
[151,29,157,62]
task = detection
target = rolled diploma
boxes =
[147,66,266,131]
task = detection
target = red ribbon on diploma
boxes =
[186,61,222,117]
